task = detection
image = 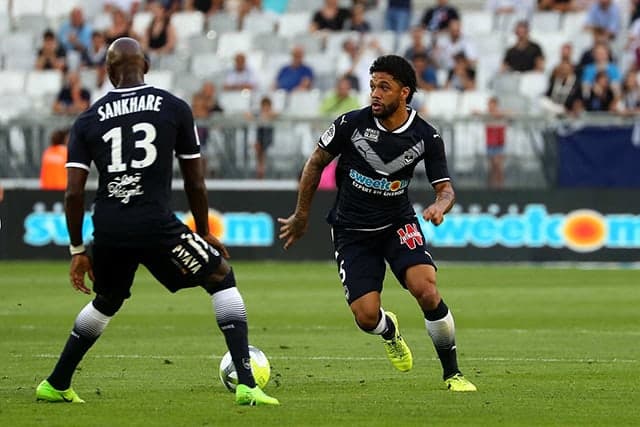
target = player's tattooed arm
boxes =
[422,181,455,226]
[278,147,334,249]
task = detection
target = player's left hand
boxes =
[422,204,445,226]
[203,233,230,259]
[69,254,94,295]
[277,213,308,250]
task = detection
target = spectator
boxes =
[223,53,257,91]
[319,76,361,116]
[537,0,580,12]
[196,81,224,114]
[475,97,510,189]
[275,46,314,92]
[36,30,67,72]
[104,8,138,45]
[421,0,459,33]
[434,18,478,72]
[58,7,93,54]
[262,0,289,15]
[585,0,622,40]
[141,0,177,58]
[385,0,412,34]
[501,20,544,72]
[403,26,433,62]
[446,52,476,91]
[581,42,621,96]
[191,91,214,176]
[310,0,351,32]
[541,61,580,115]
[336,37,386,93]
[345,3,371,33]
[485,0,535,23]
[620,70,640,114]
[53,71,91,115]
[82,31,108,67]
[577,27,614,78]
[583,70,617,111]
[411,52,439,91]
[102,0,141,15]
[184,0,226,15]
[245,96,277,179]
[40,129,69,191]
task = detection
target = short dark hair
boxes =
[369,55,417,103]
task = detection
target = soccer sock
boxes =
[47,301,112,390]
[212,287,256,388]
[424,299,460,379]
[358,308,396,340]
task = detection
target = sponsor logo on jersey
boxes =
[349,169,409,195]
[106,173,144,204]
[363,128,379,142]
[320,123,335,147]
[397,223,423,250]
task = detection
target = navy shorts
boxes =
[91,226,222,300]
[331,218,436,304]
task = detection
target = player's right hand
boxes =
[277,214,308,250]
[69,254,93,295]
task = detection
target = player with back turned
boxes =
[279,55,477,392]
[35,37,279,406]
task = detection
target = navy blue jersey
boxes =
[318,106,450,229]
[66,84,200,246]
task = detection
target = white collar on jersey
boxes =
[373,107,416,134]
[110,84,153,93]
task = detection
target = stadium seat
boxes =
[531,12,562,32]
[459,91,493,116]
[460,10,493,36]
[0,0,8,15]
[219,89,252,114]
[324,31,359,56]
[216,31,253,59]
[529,31,569,73]
[171,11,205,42]
[0,94,31,122]
[286,0,323,13]
[0,31,36,56]
[146,70,174,91]
[425,90,460,119]
[277,12,311,36]
[187,34,218,54]
[11,0,45,18]
[362,31,396,54]
[560,11,588,37]
[0,14,10,36]
[92,12,112,32]
[364,8,385,32]
[261,89,287,113]
[132,11,153,37]
[14,14,50,35]
[79,68,97,91]
[518,71,548,99]
[250,32,288,53]
[3,53,36,70]
[241,11,276,34]
[287,33,324,54]
[25,70,63,97]
[396,32,432,58]
[44,0,81,20]
[0,71,26,94]
[190,52,230,78]
[208,11,239,35]
[285,89,322,117]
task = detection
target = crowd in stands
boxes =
[3,0,640,181]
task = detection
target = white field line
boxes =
[20,354,638,364]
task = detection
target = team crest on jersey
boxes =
[363,128,379,142]
[397,223,423,250]
[320,123,335,147]
[107,173,144,204]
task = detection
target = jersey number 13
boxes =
[103,122,157,173]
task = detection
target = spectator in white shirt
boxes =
[223,53,258,91]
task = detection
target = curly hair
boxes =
[369,55,417,103]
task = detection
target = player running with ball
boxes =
[279,55,477,392]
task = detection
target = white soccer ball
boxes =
[218,345,271,391]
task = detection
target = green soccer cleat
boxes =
[36,380,85,403]
[445,374,477,392]
[235,384,280,406]
[382,311,413,372]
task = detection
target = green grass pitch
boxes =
[1,261,638,426]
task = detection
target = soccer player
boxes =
[35,38,279,406]
[278,55,477,392]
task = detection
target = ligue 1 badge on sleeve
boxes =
[320,123,335,147]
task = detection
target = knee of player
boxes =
[410,278,439,305]
[353,309,380,331]
[92,294,125,317]
[202,265,236,295]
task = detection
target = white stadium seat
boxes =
[218,89,252,114]
[518,72,548,99]
[459,91,493,116]
[277,12,311,36]
[461,10,494,36]
[132,11,153,37]
[11,0,45,18]
[146,70,174,91]
[0,71,27,94]
[216,31,252,59]
[44,0,81,19]
[171,11,205,42]
[285,89,322,117]
[425,90,460,119]
[25,70,63,97]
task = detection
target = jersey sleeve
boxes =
[424,133,451,186]
[66,118,91,171]
[317,113,351,156]
[174,99,201,159]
